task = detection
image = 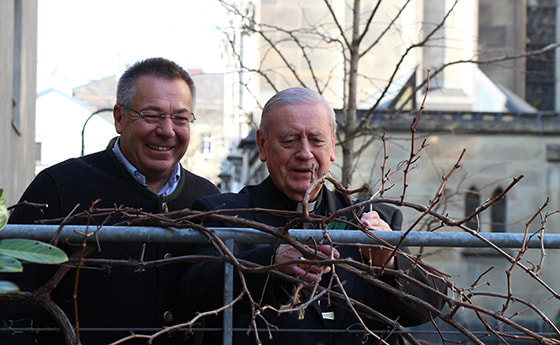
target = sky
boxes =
[37,0,228,93]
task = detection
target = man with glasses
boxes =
[4,57,220,344]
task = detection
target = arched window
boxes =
[491,188,506,232]
[465,187,480,230]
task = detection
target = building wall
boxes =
[331,122,560,318]
[0,0,38,206]
[35,89,115,173]
[223,0,526,155]
[180,72,226,186]
[478,0,526,99]
[224,0,552,125]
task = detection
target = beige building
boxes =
[180,71,226,186]
[221,0,553,185]
[0,0,38,207]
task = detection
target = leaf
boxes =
[0,280,20,294]
[0,189,7,231]
[0,239,68,264]
[0,255,23,272]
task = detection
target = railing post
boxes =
[223,239,234,345]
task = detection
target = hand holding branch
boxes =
[275,244,340,282]
[360,211,395,268]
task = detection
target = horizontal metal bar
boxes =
[1,224,558,248]
[3,327,555,337]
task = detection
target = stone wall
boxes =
[0,0,38,206]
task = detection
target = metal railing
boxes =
[2,224,559,248]
[2,224,559,345]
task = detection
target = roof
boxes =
[72,76,117,110]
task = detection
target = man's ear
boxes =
[113,104,124,134]
[256,129,267,162]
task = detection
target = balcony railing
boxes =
[1,224,559,247]
[2,225,560,345]
[352,109,560,134]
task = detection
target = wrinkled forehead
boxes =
[261,102,335,136]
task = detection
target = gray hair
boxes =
[116,57,196,108]
[260,87,336,136]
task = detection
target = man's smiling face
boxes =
[113,75,192,191]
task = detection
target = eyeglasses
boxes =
[120,104,196,126]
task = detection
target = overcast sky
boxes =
[37,0,227,93]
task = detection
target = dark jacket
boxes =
[2,138,220,345]
[184,177,447,345]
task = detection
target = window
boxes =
[491,188,506,232]
[526,0,557,110]
[465,187,480,231]
[201,133,213,158]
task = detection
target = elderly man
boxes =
[185,87,447,345]
[3,57,220,344]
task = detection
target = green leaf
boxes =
[0,280,20,294]
[0,239,68,264]
[0,189,7,231]
[0,255,23,272]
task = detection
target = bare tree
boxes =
[219,0,559,187]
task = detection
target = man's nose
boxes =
[296,139,313,159]
[155,117,175,136]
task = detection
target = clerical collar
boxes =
[295,187,324,213]
[297,200,318,213]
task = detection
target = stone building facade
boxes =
[0,0,38,206]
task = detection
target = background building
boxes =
[35,88,114,173]
[221,0,557,188]
[181,71,226,186]
[0,0,38,206]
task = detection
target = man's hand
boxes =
[360,211,395,268]
[275,244,340,282]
